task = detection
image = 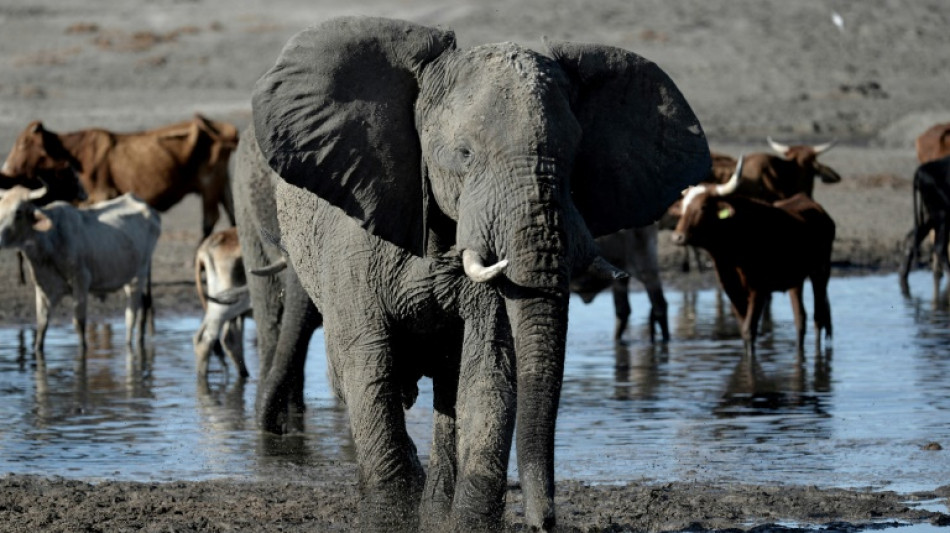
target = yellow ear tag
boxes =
[717,208,732,219]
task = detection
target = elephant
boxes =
[248,16,710,532]
[231,136,323,434]
[570,223,670,343]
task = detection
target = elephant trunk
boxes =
[458,157,588,530]
[508,288,567,531]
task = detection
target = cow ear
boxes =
[30,121,44,135]
[715,201,735,220]
[547,40,711,237]
[252,17,456,256]
[32,209,52,232]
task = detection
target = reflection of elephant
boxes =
[571,223,670,343]
[231,140,323,434]
[249,16,709,531]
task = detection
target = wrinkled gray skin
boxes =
[231,140,322,434]
[571,224,670,343]
[250,16,709,532]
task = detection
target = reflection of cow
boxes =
[672,156,835,355]
[899,155,950,296]
[193,227,250,380]
[571,223,668,343]
[0,186,161,354]
[1,113,239,239]
[916,122,950,164]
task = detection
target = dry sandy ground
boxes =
[1,0,949,531]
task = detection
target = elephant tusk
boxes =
[715,154,744,196]
[587,256,628,280]
[250,257,287,276]
[462,249,508,283]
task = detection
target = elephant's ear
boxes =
[253,17,456,255]
[547,40,710,236]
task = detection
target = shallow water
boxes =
[1,271,948,498]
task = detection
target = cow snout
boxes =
[671,232,687,246]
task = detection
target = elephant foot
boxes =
[359,479,423,533]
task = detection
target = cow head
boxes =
[767,137,842,184]
[1,121,80,180]
[671,155,744,247]
[0,185,52,248]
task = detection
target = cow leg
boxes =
[645,284,669,344]
[628,225,669,343]
[691,246,706,273]
[788,283,807,351]
[72,289,88,353]
[124,283,146,348]
[741,291,769,357]
[34,289,51,356]
[811,272,833,351]
[716,267,748,325]
[900,222,933,295]
[610,277,631,343]
[192,318,215,380]
[222,317,249,379]
[934,220,950,298]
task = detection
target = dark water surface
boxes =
[1,271,948,497]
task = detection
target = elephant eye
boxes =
[456,146,473,171]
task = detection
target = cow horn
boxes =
[250,257,287,276]
[462,249,508,283]
[715,155,744,196]
[27,186,48,201]
[812,139,837,155]
[767,136,791,155]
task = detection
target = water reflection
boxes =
[612,342,668,401]
[0,272,948,493]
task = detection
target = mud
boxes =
[1,476,947,532]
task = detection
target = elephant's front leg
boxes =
[450,304,515,530]
[332,325,425,532]
[419,354,459,531]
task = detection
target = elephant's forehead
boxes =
[460,43,565,89]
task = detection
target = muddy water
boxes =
[0,271,948,496]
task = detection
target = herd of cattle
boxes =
[1,115,950,372]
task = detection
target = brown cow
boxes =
[916,122,950,164]
[671,156,835,356]
[1,113,239,238]
[665,140,840,272]
[711,138,841,201]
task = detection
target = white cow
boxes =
[0,185,161,354]
[193,226,250,379]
